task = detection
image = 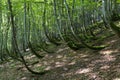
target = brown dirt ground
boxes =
[0,35,120,80]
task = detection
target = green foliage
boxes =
[117,0,120,3]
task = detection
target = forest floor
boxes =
[0,35,120,80]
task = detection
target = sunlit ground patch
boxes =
[100,50,118,55]
[75,68,92,74]
[113,78,120,80]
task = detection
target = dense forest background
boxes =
[0,0,120,80]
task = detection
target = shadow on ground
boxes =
[26,36,120,80]
[0,36,120,80]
